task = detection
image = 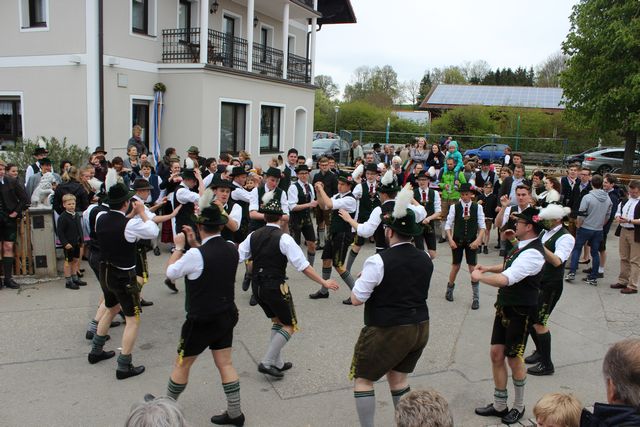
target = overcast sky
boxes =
[315,0,578,97]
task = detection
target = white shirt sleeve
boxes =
[124,217,160,243]
[176,187,200,204]
[502,206,512,227]
[232,186,252,203]
[476,203,486,229]
[502,249,545,286]
[444,204,456,231]
[357,206,382,237]
[166,248,204,281]
[352,254,384,302]
[554,233,575,263]
[25,165,35,186]
[280,189,290,214]
[433,191,441,214]
[280,233,310,271]
[409,203,427,223]
[203,173,214,188]
[352,183,363,199]
[287,184,300,211]
[228,203,242,227]
[238,232,253,263]
[249,188,259,212]
[332,195,357,212]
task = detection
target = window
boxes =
[132,100,150,152]
[0,98,22,146]
[220,103,246,155]
[132,0,149,34]
[260,106,281,153]
[20,0,48,29]
[259,27,271,63]
[178,0,191,30]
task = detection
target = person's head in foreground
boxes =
[125,396,188,427]
[533,393,582,427]
[394,389,453,427]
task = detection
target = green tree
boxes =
[417,72,433,106]
[560,0,640,172]
[442,66,467,84]
[0,137,90,176]
[343,65,400,107]
[314,75,339,100]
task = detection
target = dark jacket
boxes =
[57,210,83,247]
[571,181,592,218]
[604,187,621,234]
[0,176,29,215]
[498,176,532,199]
[52,181,90,215]
[426,151,445,170]
[580,403,640,426]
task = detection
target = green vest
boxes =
[452,202,479,243]
[358,182,381,222]
[497,238,544,306]
[541,227,569,283]
[330,193,355,234]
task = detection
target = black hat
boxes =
[365,163,379,173]
[34,147,48,156]
[416,170,431,180]
[259,191,284,215]
[480,158,491,166]
[336,170,355,186]
[39,157,52,166]
[514,206,544,232]
[265,167,283,178]
[209,178,235,189]
[181,169,197,180]
[93,146,108,155]
[295,164,310,173]
[229,166,247,177]
[195,205,229,227]
[459,183,474,193]
[132,178,153,191]
[187,145,200,154]
[105,183,135,205]
[378,170,400,193]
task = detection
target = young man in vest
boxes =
[349,187,433,427]
[229,166,252,294]
[312,156,338,249]
[279,148,298,191]
[444,183,486,309]
[138,160,163,255]
[25,146,49,185]
[413,170,441,259]
[438,157,467,243]
[495,185,532,257]
[238,191,339,378]
[208,179,242,242]
[149,204,245,426]
[471,207,546,425]
[173,168,204,243]
[310,171,358,304]
[345,163,380,272]
[88,175,159,379]
[524,204,575,376]
[287,164,318,267]
[475,158,497,190]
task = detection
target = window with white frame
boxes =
[20,0,48,29]
[131,100,150,152]
[131,0,157,36]
[220,103,246,155]
[260,106,281,153]
[0,98,22,146]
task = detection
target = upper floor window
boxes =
[0,98,23,148]
[20,0,48,30]
[131,0,157,37]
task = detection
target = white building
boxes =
[0,0,355,165]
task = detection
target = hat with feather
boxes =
[104,168,135,205]
[259,190,284,215]
[381,184,423,236]
[378,170,400,193]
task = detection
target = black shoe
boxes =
[471,298,479,310]
[475,403,509,417]
[116,364,146,380]
[88,350,115,364]
[144,393,155,402]
[153,247,161,256]
[74,279,88,286]
[258,363,284,378]
[483,245,488,254]
[309,290,329,299]
[66,281,80,290]
[249,294,258,306]
[445,284,454,302]
[140,299,154,307]
[211,411,245,426]
[476,246,482,254]
[4,278,20,289]
[79,268,85,273]
[582,267,592,274]
[342,297,352,305]
[499,250,506,257]
[110,320,122,328]
[578,259,590,264]
[241,276,251,292]
[527,362,555,376]
[501,407,525,424]
[276,362,293,372]
[524,351,542,365]
[438,237,447,243]
[164,278,178,293]
[494,244,501,249]
[85,331,111,341]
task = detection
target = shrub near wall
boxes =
[0,138,90,177]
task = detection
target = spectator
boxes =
[110,156,133,188]
[138,153,155,174]
[580,338,640,425]
[364,151,376,165]
[381,144,395,165]
[238,150,253,171]
[26,158,62,198]
[59,160,72,175]
[395,389,453,427]
[399,142,411,163]
[565,174,612,286]
[57,194,86,290]
[611,179,640,294]
[499,164,530,206]
[438,157,467,243]
[501,146,512,169]
[127,124,148,155]
[123,145,141,178]
[91,147,109,182]
[590,174,621,279]
[156,147,177,181]
[561,163,581,208]
[509,153,525,174]
[405,162,424,187]
[474,159,497,191]
[25,146,49,184]
[372,143,383,163]
[536,177,562,207]
[531,170,546,199]
[410,137,430,170]
[202,157,217,180]
[463,162,476,186]
[427,143,445,174]
[125,396,187,427]
[534,393,582,427]
[184,146,206,174]
[350,140,364,166]
[52,166,90,215]
[6,164,22,187]
[444,141,464,176]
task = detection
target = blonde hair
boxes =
[395,389,453,427]
[62,194,77,203]
[239,150,251,160]
[533,393,582,427]
[62,166,80,183]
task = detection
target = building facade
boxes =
[0,0,355,165]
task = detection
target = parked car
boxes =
[463,143,509,162]
[581,147,640,174]
[563,146,602,165]
[312,131,339,141]
[312,138,350,165]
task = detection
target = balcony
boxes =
[162,28,312,85]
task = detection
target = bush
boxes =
[0,137,90,177]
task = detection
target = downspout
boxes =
[98,0,104,148]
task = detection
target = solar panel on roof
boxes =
[425,84,564,109]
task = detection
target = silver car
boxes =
[581,147,640,174]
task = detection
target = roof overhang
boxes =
[317,0,356,24]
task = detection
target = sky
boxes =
[315,0,579,97]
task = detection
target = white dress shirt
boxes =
[166,235,232,281]
[176,184,200,205]
[133,195,157,220]
[287,181,315,211]
[352,242,413,302]
[249,184,290,214]
[617,197,639,228]
[352,180,377,200]
[502,237,545,286]
[25,161,40,185]
[225,202,243,226]
[417,186,442,214]
[356,200,427,238]
[501,204,530,228]
[238,224,310,271]
[540,225,575,263]
[231,182,252,203]
[444,201,486,231]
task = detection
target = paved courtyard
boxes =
[1,236,638,426]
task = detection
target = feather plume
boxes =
[226,165,234,174]
[277,157,285,172]
[305,158,313,168]
[262,190,275,205]
[377,162,386,171]
[185,157,195,170]
[351,164,364,180]
[105,168,118,192]
[381,170,394,186]
[392,183,413,219]
[392,156,402,165]
[538,203,571,221]
[427,166,436,177]
[88,177,103,193]
[37,137,46,149]
[198,188,215,208]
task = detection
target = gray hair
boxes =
[602,338,640,411]
[395,389,453,427]
[125,396,188,427]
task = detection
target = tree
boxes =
[401,79,421,106]
[461,60,491,84]
[314,75,339,99]
[441,66,467,84]
[535,52,567,87]
[560,0,640,172]
[417,72,432,107]
[343,65,400,107]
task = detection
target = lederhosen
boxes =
[350,244,433,381]
[373,201,395,253]
[96,211,141,318]
[290,182,316,245]
[173,184,198,248]
[451,202,480,265]
[354,182,380,246]
[177,236,239,360]
[250,226,298,329]
[414,187,436,251]
[491,238,544,358]
[535,227,569,326]
[322,192,355,267]
[249,185,284,232]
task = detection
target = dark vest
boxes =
[364,244,432,327]
[173,185,197,234]
[279,166,296,191]
[452,202,479,243]
[30,162,40,175]
[542,227,569,283]
[330,193,355,234]
[358,182,381,222]
[414,187,435,216]
[249,185,284,231]
[147,174,160,203]
[88,204,109,250]
[291,182,313,221]
[231,184,250,242]
[374,201,395,249]
[96,211,137,268]
[184,236,239,321]
[221,198,237,242]
[475,170,496,188]
[497,238,544,306]
[250,226,288,281]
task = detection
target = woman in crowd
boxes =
[427,143,445,174]
[6,163,23,187]
[350,140,364,166]
[127,124,147,155]
[60,160,72,175]
[410,137,430,170]
[534,176,562,207]
[123,145,141,178]
[111,156,134,188]
[53,166,90,215]
[239,150,253,171]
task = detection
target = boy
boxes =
[57,194,87,290]
[533,393,581,427]
[444,183,485,309]
[413,170,441,259]
[477,182,498,254]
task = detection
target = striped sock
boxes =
[319,267,332,295]
[262,329,290,368]
[493,388,508,411]
[87,319,98,334]
[167,378,186,401]
[340,270,356,290]
[90,334,107,354]
[354,390,375,427]
[391,386,411,408]
[223,380,242,418]
[472,281,479,300]
[307,251,315,268]
[513,377,526,412]
[346,249,358,272]
[270,323,284,368]
[117,353,132,371]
